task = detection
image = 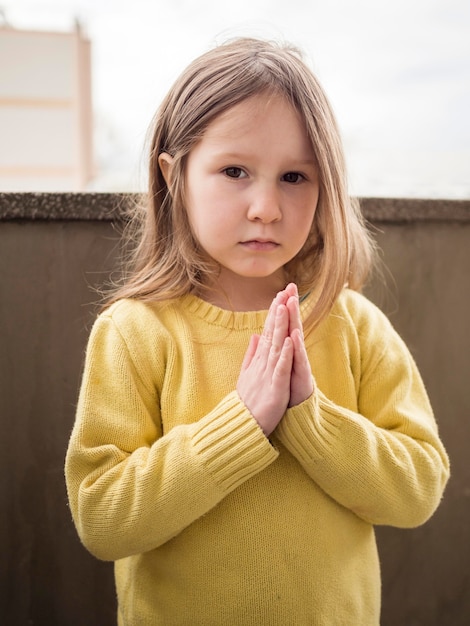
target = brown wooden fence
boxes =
[1,193,469,625]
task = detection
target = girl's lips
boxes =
[240,240,280,251]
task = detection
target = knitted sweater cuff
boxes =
[191,391,279,493]
[275,390,342,463]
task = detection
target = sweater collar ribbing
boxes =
[180,293,315,331]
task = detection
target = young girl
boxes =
[65,38,449,625]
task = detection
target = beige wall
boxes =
[0,28,93,192]
[0,194,468,625]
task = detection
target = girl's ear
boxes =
[158,153,174,188]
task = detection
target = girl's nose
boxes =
[247,184,282,223]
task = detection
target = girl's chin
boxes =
[216,267,286,288]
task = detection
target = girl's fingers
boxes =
[259,292,282,345]
[237,299,293,436]
[292,327,312,380]
[258,293,288,356]
[241,334,260,370]
[273,335,294,381]
[289,327,314,406]
[244,286,298,376]
[286,292,302,336]
[291,328,308,365]
[284,282,298,299]
[268,304,289,359]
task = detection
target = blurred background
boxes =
[0,0,469,198]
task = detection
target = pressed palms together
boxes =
[237,283,314,436]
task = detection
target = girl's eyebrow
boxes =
[290,159,317,168]
[208,150,248,161]
[208,150,317,168]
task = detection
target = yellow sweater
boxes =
[65,289,449,626]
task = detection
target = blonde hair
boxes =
[106,37,375,329]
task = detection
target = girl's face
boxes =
[162,93,320,306]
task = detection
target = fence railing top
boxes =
[0,192,469,223]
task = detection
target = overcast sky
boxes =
[2,0,469,197]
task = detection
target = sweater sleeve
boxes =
[65,313,278,561]
[274,295,450,528]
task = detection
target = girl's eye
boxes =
[282,172,304,184]
[223,167,246,179]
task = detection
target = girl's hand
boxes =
[285,283,315,407]
[237,293,293,436]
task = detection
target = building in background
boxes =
[0,22,93,191]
